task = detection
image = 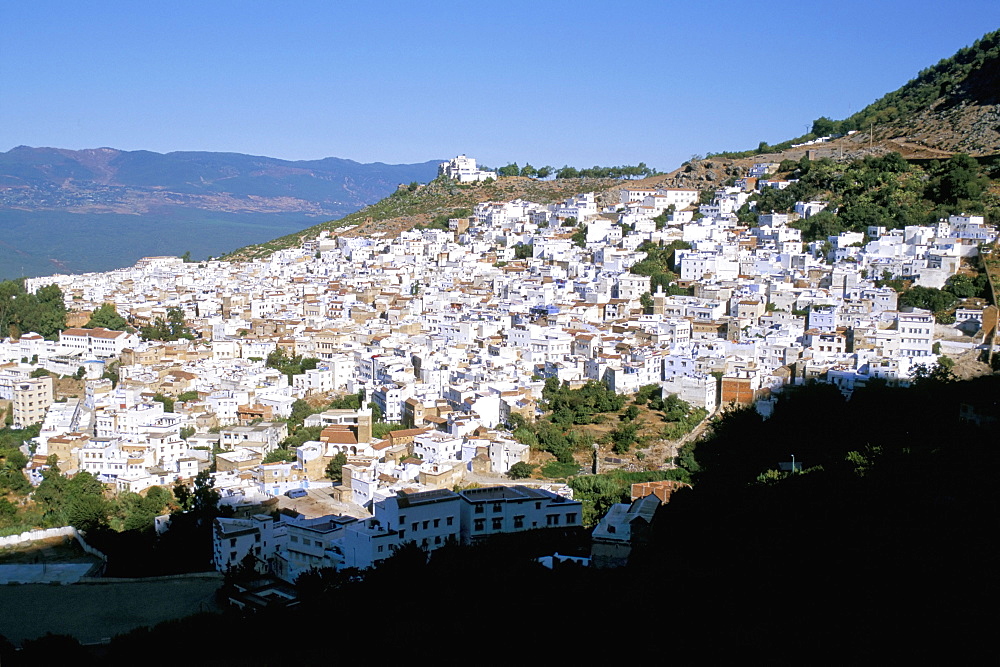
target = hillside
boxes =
[837,28,1000,157]
[229,31,1000,260]
[684,29,1000,175]
[224,175,622,261]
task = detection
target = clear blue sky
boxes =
[2,1,998,173]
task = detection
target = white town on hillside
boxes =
[2,155,995,578]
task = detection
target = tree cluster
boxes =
[569,468,688,525]
[818,29,1000,135]
[139,306,194,341]
[265,348,320,383]
[742,152,996,243]
[0,280,66,340]
[555,163,655,179]
[630,240,691,294]
[85,303,129,331]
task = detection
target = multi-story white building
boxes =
[896,309,935,360]
[457,486,581,542]
[59,327,138,359]
[12,376,53,429]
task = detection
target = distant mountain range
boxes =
[0,147,442,216]
[0,148,441,279]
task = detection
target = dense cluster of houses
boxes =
[3,155,994,569]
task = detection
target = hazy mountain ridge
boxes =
[0,147,442,279]
[0,146,442,216]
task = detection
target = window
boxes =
[434,536,441,545]
[535,502,542,510]
[566,513,577,524]
[446,516,454,526]
[514,515,524,529]
[291,535,299,543]
[493,503,502,513]
[433,518,440,528]
[475,505,484,514]
[399,515,405,524]
[474,518,485,531]
[411,522,418,531]
[422,520,429,530]
[230,538,237,547]
[492,518,502,530]
[378,545,384,553]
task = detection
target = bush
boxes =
[506,462,537,480]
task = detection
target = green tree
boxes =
[929,153,987,205]
[86,303,128,331]
[610,423,639,454]
[811,116,837,136]
[115,491,156,531]
[263,448,297,463]
[325,452,348,482]
[944,273,980,299]
[140,306,193,341]
[33,469,111,532]
[152,394,175,413]
[506,461,536,480]
[190,470,220,517]
[5,283,67,340]
[640,292,654,314]
[145,485,173,512]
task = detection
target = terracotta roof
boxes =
[320,426,358,445]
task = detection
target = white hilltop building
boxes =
[439,155,497,183]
